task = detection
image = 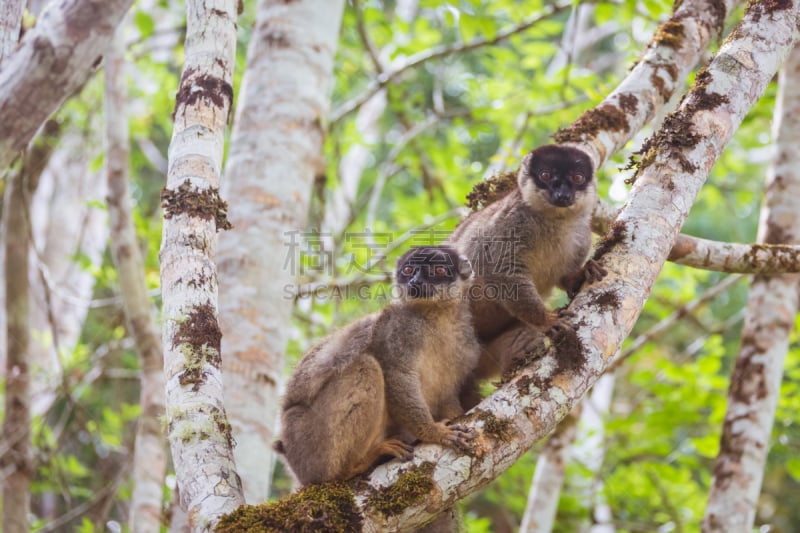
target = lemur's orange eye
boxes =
[539,171,552,181]
[571,173,586,185]
[401,265,414,276]
[434,266,448,277]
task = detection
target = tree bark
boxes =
[594,200,800,275]
[217,0,344,503]
[220,5,800,530]
[0,0,23,62]
[554,0,741,169]
[104,23,167,533]
[703,39,800,533]
[2,148,35,533]
[0,120,60,533]
[160,1,243,529]
[519,411,579,533]
[0,0,134,173]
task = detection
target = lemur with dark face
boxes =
[446,145,605,383]
[276,246,480,485]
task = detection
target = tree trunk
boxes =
[2,151,34,533]
[104,23,167,533]
[217,0,344,503]
[1,119,60,533]
[27,126,110,417]
[160,1,244,529]
[0,0,134,173]
[519,411,579,533]
[0,0,23,62]
[703,41,800,533]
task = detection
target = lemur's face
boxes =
[519,145,595,210]
[396,246,472,301]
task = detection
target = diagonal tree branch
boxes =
[555,0,742,169]
[0,0,134,173]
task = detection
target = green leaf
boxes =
[787,458,800,482]
[134,11,156,39]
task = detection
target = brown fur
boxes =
[447,145,602,384]
[277,247,480,486]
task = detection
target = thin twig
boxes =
[331,1,574,125]
[607,274,744,372]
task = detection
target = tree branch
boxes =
[330,1,573,125]
[594,199,800,274]
[104,22,167,533]
[0,0,24,62]
[555,0,742,169]
[0,0,134,172]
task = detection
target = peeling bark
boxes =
[217,0,344,503]
[0,0,134,172]
[160,1,244,529]
[104,24,167,533]
[219,3,799,530]
[703,38,800,533]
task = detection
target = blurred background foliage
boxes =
[5,0,799,531]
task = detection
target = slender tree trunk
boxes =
[703,43,800,533]
[519,411,580,533]
[160,1,244,529]
[2,154,34,533]
[0,0,23,62]
[217,0,344,503]
[104,23,167,533]
[26,126,110,416]
[0,0,134,173]
[577,374,616,533]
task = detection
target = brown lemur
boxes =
[446,144,606,387]
[276,245,480,485]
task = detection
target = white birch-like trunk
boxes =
[220,6,800,530]
[0,0,23,62]
[519,412,579,533]
[0,0,134,172]
[578,374,616,533]
[160,1,243,529]
[217,0,344,503]
[702,41,800,533]
[104,24,167,533]
[519,374,615,533]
